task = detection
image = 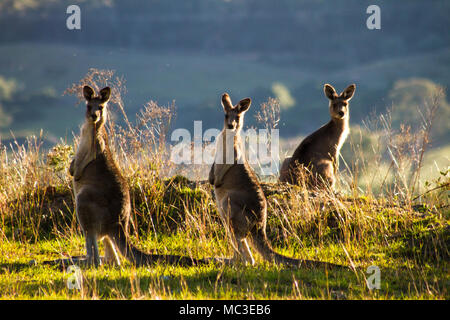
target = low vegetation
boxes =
[0,70,448,299]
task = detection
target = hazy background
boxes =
[0,0,449,169]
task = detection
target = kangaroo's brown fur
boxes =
[279,84,356,190]
[209,93,344,269]
[48,86,212,268]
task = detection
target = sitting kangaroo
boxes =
[279,84,356,190]
[209,93,343,268]
[48,85,212,267]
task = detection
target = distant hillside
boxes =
[1,43,449,146]
[0,0,449,147]
[1,0,449,63]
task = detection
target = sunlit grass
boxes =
[0,70,448,300]
[1,228,447,299]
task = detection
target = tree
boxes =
[389,78,450,145]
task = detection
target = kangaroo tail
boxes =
[251,228,345,269]
[114,228,215,267]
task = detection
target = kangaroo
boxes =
[47,85,212,268]
[279,84,356,190]
[209,93,343,268]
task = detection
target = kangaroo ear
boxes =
[99,86,111,103]
[237,98,251,113]
[324,84,337,100]
[341,84,356,101]
[221,93,233,112]
[83,85,95,101]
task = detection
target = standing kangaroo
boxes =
[49,85,211,267]
[279,84,356,190]
[209,93,342,268]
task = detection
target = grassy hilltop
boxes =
[0,72,448,299]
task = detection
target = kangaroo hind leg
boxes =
[85,231,100,267]
[41,232,99,268]
[237,238,255,266]
[103,237,121,266]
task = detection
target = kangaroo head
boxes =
[82,85,111,126]
[221,93,251,131]
[324,84,356,120]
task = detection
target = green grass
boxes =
[1,224,447,299]
[0,70,448,300]
[0,175,448,299]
